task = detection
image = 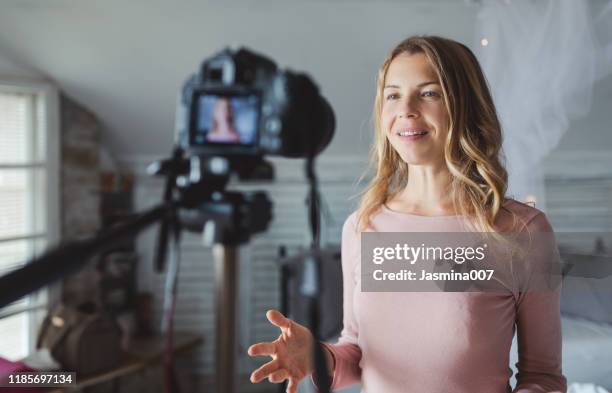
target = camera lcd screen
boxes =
[193,93,260,146]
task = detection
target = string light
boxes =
[525,194,537,207]
[480,38,489,47]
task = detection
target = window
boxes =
[0,81,59,361]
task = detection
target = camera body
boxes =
[177,47,334,158]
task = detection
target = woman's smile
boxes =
[396,129,429,141]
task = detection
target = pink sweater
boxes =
[318,198,566,393]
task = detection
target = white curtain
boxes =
[473,0,612,212]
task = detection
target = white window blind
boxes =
[0,84,59,361]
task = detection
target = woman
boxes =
[207,97,241,143]
[248,35,566,393]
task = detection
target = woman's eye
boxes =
[422,91,440,98]
[386,93,399,100]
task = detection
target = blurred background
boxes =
[0,0,611,392]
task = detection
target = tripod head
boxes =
[147,147,274,273]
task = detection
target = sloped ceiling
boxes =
[0,0,476,160]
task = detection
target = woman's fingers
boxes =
[248,341,275,357]
[267,368,289,383]
[248,311,300,386]
[286,378,298,393]
[266,309,291,331]
[250,359,279,383]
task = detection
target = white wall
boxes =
[0,47,45,80]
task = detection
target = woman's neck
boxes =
[387,164,456,216]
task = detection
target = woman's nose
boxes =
[398,97,419,119]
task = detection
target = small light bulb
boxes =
[525,194,537,207]
[480,38,489,47]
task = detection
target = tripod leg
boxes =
[214,245,238,393]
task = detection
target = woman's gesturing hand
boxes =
[248,309,315,393]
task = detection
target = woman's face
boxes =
[381,52,449,167]
[214,98,232,122]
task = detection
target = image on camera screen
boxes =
[194,93,260,146]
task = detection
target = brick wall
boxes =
[59,93,102,305]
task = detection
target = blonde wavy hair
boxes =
[356,35,508,233]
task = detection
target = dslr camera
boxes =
[176,47,335,159]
